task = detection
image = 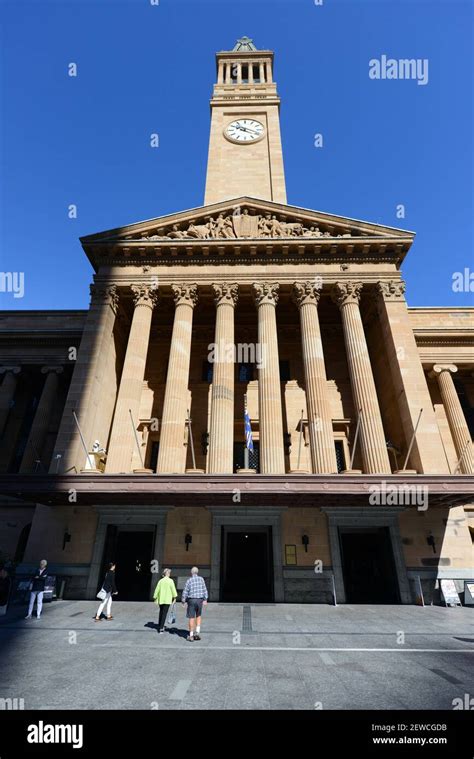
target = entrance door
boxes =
[339,527,400,603]
[100,528,155,601]
[220,527,273,602]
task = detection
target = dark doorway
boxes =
[99,527,155,601]
[339,527,400,603]
[220,527,273,602]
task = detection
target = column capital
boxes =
[430,363,458,378]
[212,282,239,308]
[131,283,159,309]
[0,366,21,376]
[252,282,279,307]
[292,281,322,308]
[331,281,363,309]
[376,280,406,302]
[172,283,198,308]
[89,283,119,313]
[41,366,64,376]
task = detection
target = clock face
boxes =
[225,119,265,143]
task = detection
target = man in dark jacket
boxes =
[25,559,48,619]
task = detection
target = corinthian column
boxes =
[375,281,447,473]
[106,284,158,473]
[50,283,119,473]
[20,366,63,472]
[293,283,337,473]
[156,284,198,474]
[252,282,285,474]
[332,282,391,474]
[431,364,474,474]
[0,367,21,438]
[208,283,239,473]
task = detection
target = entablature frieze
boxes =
[86,239,410,269]
[89,274,407,295]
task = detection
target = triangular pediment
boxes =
[81,197,415,245]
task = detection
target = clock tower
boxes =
[204,36,287,205]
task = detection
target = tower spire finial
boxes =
[233,36,258,52]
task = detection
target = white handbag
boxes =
[166,602,176,626]
[96,588,107,601]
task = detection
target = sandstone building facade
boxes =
[0,39,473,604]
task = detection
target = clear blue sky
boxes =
[1,0,473,309]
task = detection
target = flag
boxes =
[244,395,254,452]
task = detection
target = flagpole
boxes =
[72,411,94,469]
[187,409,197,470]
[129,409,145,469]
[296,409,304,470]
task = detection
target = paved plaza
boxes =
[0,601,473,711]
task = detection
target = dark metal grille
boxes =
[234,441,259,473]
[334,440,345,473]
[242,605,252,631]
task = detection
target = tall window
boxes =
[149,441,159,472]
[238,363,255,382]
[279,360,290,382]
[202,360,213,383]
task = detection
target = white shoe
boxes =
[25,615,32,619]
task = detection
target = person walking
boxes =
[95,562,118,621]
[153,568,177,633]
[25,559,48,619]
[181,566,208,642]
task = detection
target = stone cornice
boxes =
[84,238,411,272]
[1,474,472,509]
[413,329,474,345]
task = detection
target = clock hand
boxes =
[239,125,260,135]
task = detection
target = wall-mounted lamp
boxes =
[426,533,436,554]
[302,534,309,553]
[62,531,71,551]
[185,533,192,552]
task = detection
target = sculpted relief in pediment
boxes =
[138,209,355,242]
